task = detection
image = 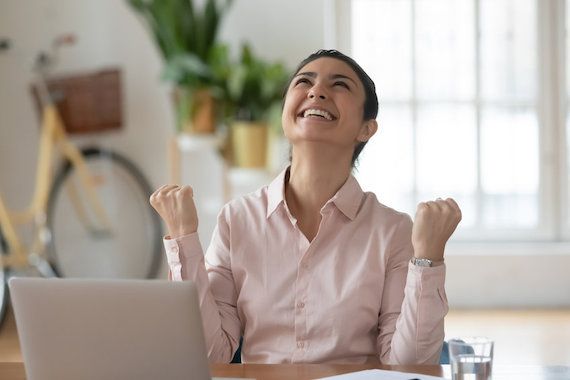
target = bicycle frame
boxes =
[0,104,112,269]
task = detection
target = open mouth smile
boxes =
[297,108,337,121]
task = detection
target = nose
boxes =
[308,85,327,100]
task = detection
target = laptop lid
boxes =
[9,277,211,380]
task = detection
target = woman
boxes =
[150,50,462,365]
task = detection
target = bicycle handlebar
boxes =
[34,33,77,73]
[32,33,77,106]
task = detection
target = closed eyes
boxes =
[334,81,350,90]
[294,77,311,86]
[294,77,350,90]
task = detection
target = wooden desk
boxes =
[1,362,570,379]
[0,362,441,380]
[211,363,444,379]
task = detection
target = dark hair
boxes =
[284,49,379,166]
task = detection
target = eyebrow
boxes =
[295,72,358,86]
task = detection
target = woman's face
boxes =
[282,57,376,152]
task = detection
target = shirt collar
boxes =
[329,174,364,221]
[266,167,289,218]
[266,167,365,221]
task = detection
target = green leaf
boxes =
[224,43,290,122]
[228,64,248,101]
[125,0,232,87]
[162,53,213,86]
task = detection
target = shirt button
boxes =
[297,341,304,349]
[297,302,305,309]
[171,245,179,254]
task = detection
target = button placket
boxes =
[294,254,310,357]
[293,217,318,359]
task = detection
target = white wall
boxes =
[0,0,323,275]
[219,0,324,67]
[445,247,570,308]
[1,0,568,308]
[0,0,324,199]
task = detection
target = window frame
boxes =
[326,0,570,243]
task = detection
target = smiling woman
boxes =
[149,49,462,365]
[283,50,379,168]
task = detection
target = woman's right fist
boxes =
[149,185,199,238]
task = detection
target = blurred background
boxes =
[0,0,569,365]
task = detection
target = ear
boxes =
[356,119,378,143]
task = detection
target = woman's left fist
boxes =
[411,198,462,261]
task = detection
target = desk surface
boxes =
[1,362,569,379]
[211,363,444,379]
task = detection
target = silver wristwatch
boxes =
[411,257,433,267]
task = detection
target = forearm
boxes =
[384,263,448,364]
[164,234,240,363]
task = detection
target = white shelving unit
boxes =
[168,134,288,243]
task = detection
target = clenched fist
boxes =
[411,198,462,261]
[149,185,199,239]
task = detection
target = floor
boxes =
[444,309,570,365]
[0,306,20,362]
[0,306,569,365]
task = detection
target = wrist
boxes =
[169,227,197,239]
[412,246,444,261]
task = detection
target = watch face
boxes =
[413,258,432,267]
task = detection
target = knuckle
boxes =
[185,185,194,193]
[417,203,428,213]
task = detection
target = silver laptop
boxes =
[9,278,212,380]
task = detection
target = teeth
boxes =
[303,108,333,120]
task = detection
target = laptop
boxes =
[9,277,217,380]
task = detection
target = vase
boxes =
[173,88,216,134]
[230,122,268,168]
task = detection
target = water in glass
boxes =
[452,354,492,380]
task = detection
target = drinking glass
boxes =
[449,337,494,380]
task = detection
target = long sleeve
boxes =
[162,169,450,364]
[163,206,241,363]
[376,215,449,364]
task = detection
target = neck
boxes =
[285,143,352,217]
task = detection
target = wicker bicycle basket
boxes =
[31,68,122,134]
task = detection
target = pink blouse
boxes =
[164,168,448,364]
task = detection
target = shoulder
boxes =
[356,191,414,244]
[358,193,414,260]
[219,185,269,224]
[360,191,412,225]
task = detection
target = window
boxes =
[566,0,570,239]
[332,0,568,241]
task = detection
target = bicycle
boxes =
[0,35,163,324]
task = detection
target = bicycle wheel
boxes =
[47,147,162,279]
[0,231,9,326]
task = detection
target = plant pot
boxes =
[173,88,216,134]
[231,122,268,168]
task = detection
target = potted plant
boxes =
[224,44,289,168]
[127,0,232,134]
